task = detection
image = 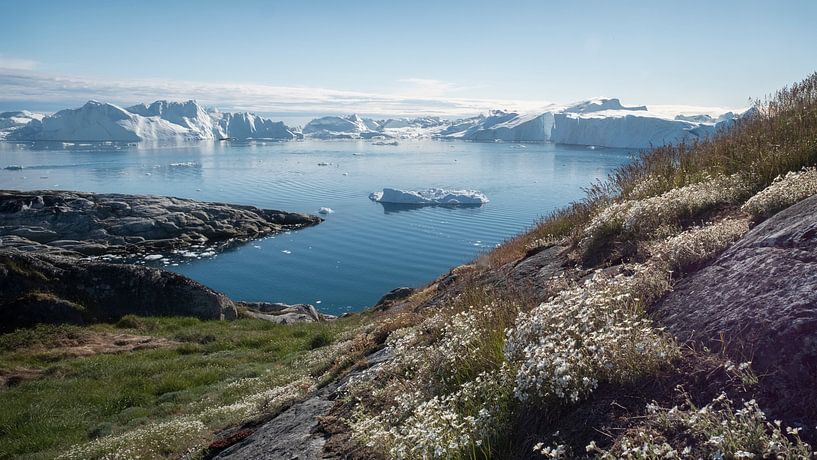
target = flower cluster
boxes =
[505,263,678,403]
[588,393,815,459]
[742,166,817,220]
[525,234,565,252]
[533,442,569,458]
[647,218,749,273]
[199,377,314,425]
[627,174,673,200]
[581,174,751,254]
[346,301,518,458]
[352,365,513,459]
[59,417,208,460]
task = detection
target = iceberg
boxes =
[8,101,194,142]
[0,111,45,139]
[302,114,380,139]
[369,188,489,205]
[216,112,300,140]
[435,98,745,149]
[439,110,553,142]
[6,100,300,142]
[126,100,220,139]
[1,97,745,148]
[549,112,715,149]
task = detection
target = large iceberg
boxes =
[302,114,380,139]
[8,101,193,142]
[126,100,219,139]
[434,98,745,149]
[369,188,489,205]
[549,112,715,149]
[216,112,300,140]
[0,111,45,139]
[439,110,553,142]
[7,100,300,142]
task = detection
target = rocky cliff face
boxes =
[653,193,817,427]
[0,250,237,331]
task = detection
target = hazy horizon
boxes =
[2,0,816,116]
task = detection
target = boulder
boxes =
[372,287,415,310]
[238,302,332,324]
[652,194,817,427]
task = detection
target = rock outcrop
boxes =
[0,250,237,332]
[0,190,321,257]
[653,194,817,427]
[238,302,335,324]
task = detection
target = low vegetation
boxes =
[0,315,367,458]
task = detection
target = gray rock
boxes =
[652,193,817,427]
[0,190,321,257]
[372,287,415,310]
[239,302,333,324]
[213,390,334,460]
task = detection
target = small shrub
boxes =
[115,314,144,329]
[173,331,217,344]
[742,166,817,220]
[647,218,750,273]
[579,174,752,263]
[59,416,209,460]
[309,332,332,349]
[505,263,678,404]
[587,393,815,459]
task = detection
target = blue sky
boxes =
[1,0,816,116]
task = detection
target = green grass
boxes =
[0,315,365,459]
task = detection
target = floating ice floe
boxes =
[169,161,199,167]
[368,188,489,205]
[144,254,164,261]
[318,207,334,214]
[281,249,292,254]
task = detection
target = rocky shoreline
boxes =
[0,190,330,330]
[0,190,321,257]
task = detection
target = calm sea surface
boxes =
[0,140,633,315]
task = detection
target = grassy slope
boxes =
[335,73,817,458]
[0,315,366,458]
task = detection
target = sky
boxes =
[1,0,816,117]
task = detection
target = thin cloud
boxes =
[0,69,552,117]
[0,55,37,71]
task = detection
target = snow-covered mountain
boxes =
[6,100,300,142]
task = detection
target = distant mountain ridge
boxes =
[1,97,746,148]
